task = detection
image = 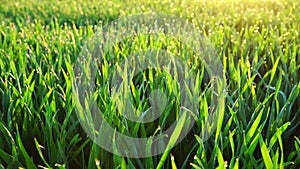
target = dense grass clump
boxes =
[0,0,299,168]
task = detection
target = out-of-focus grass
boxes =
[0,0,299,168]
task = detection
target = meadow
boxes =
[0,0,300,168]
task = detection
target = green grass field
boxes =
[0,0,300,168]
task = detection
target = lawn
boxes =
[0,0,299,168]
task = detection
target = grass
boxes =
[0,0,299,168]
